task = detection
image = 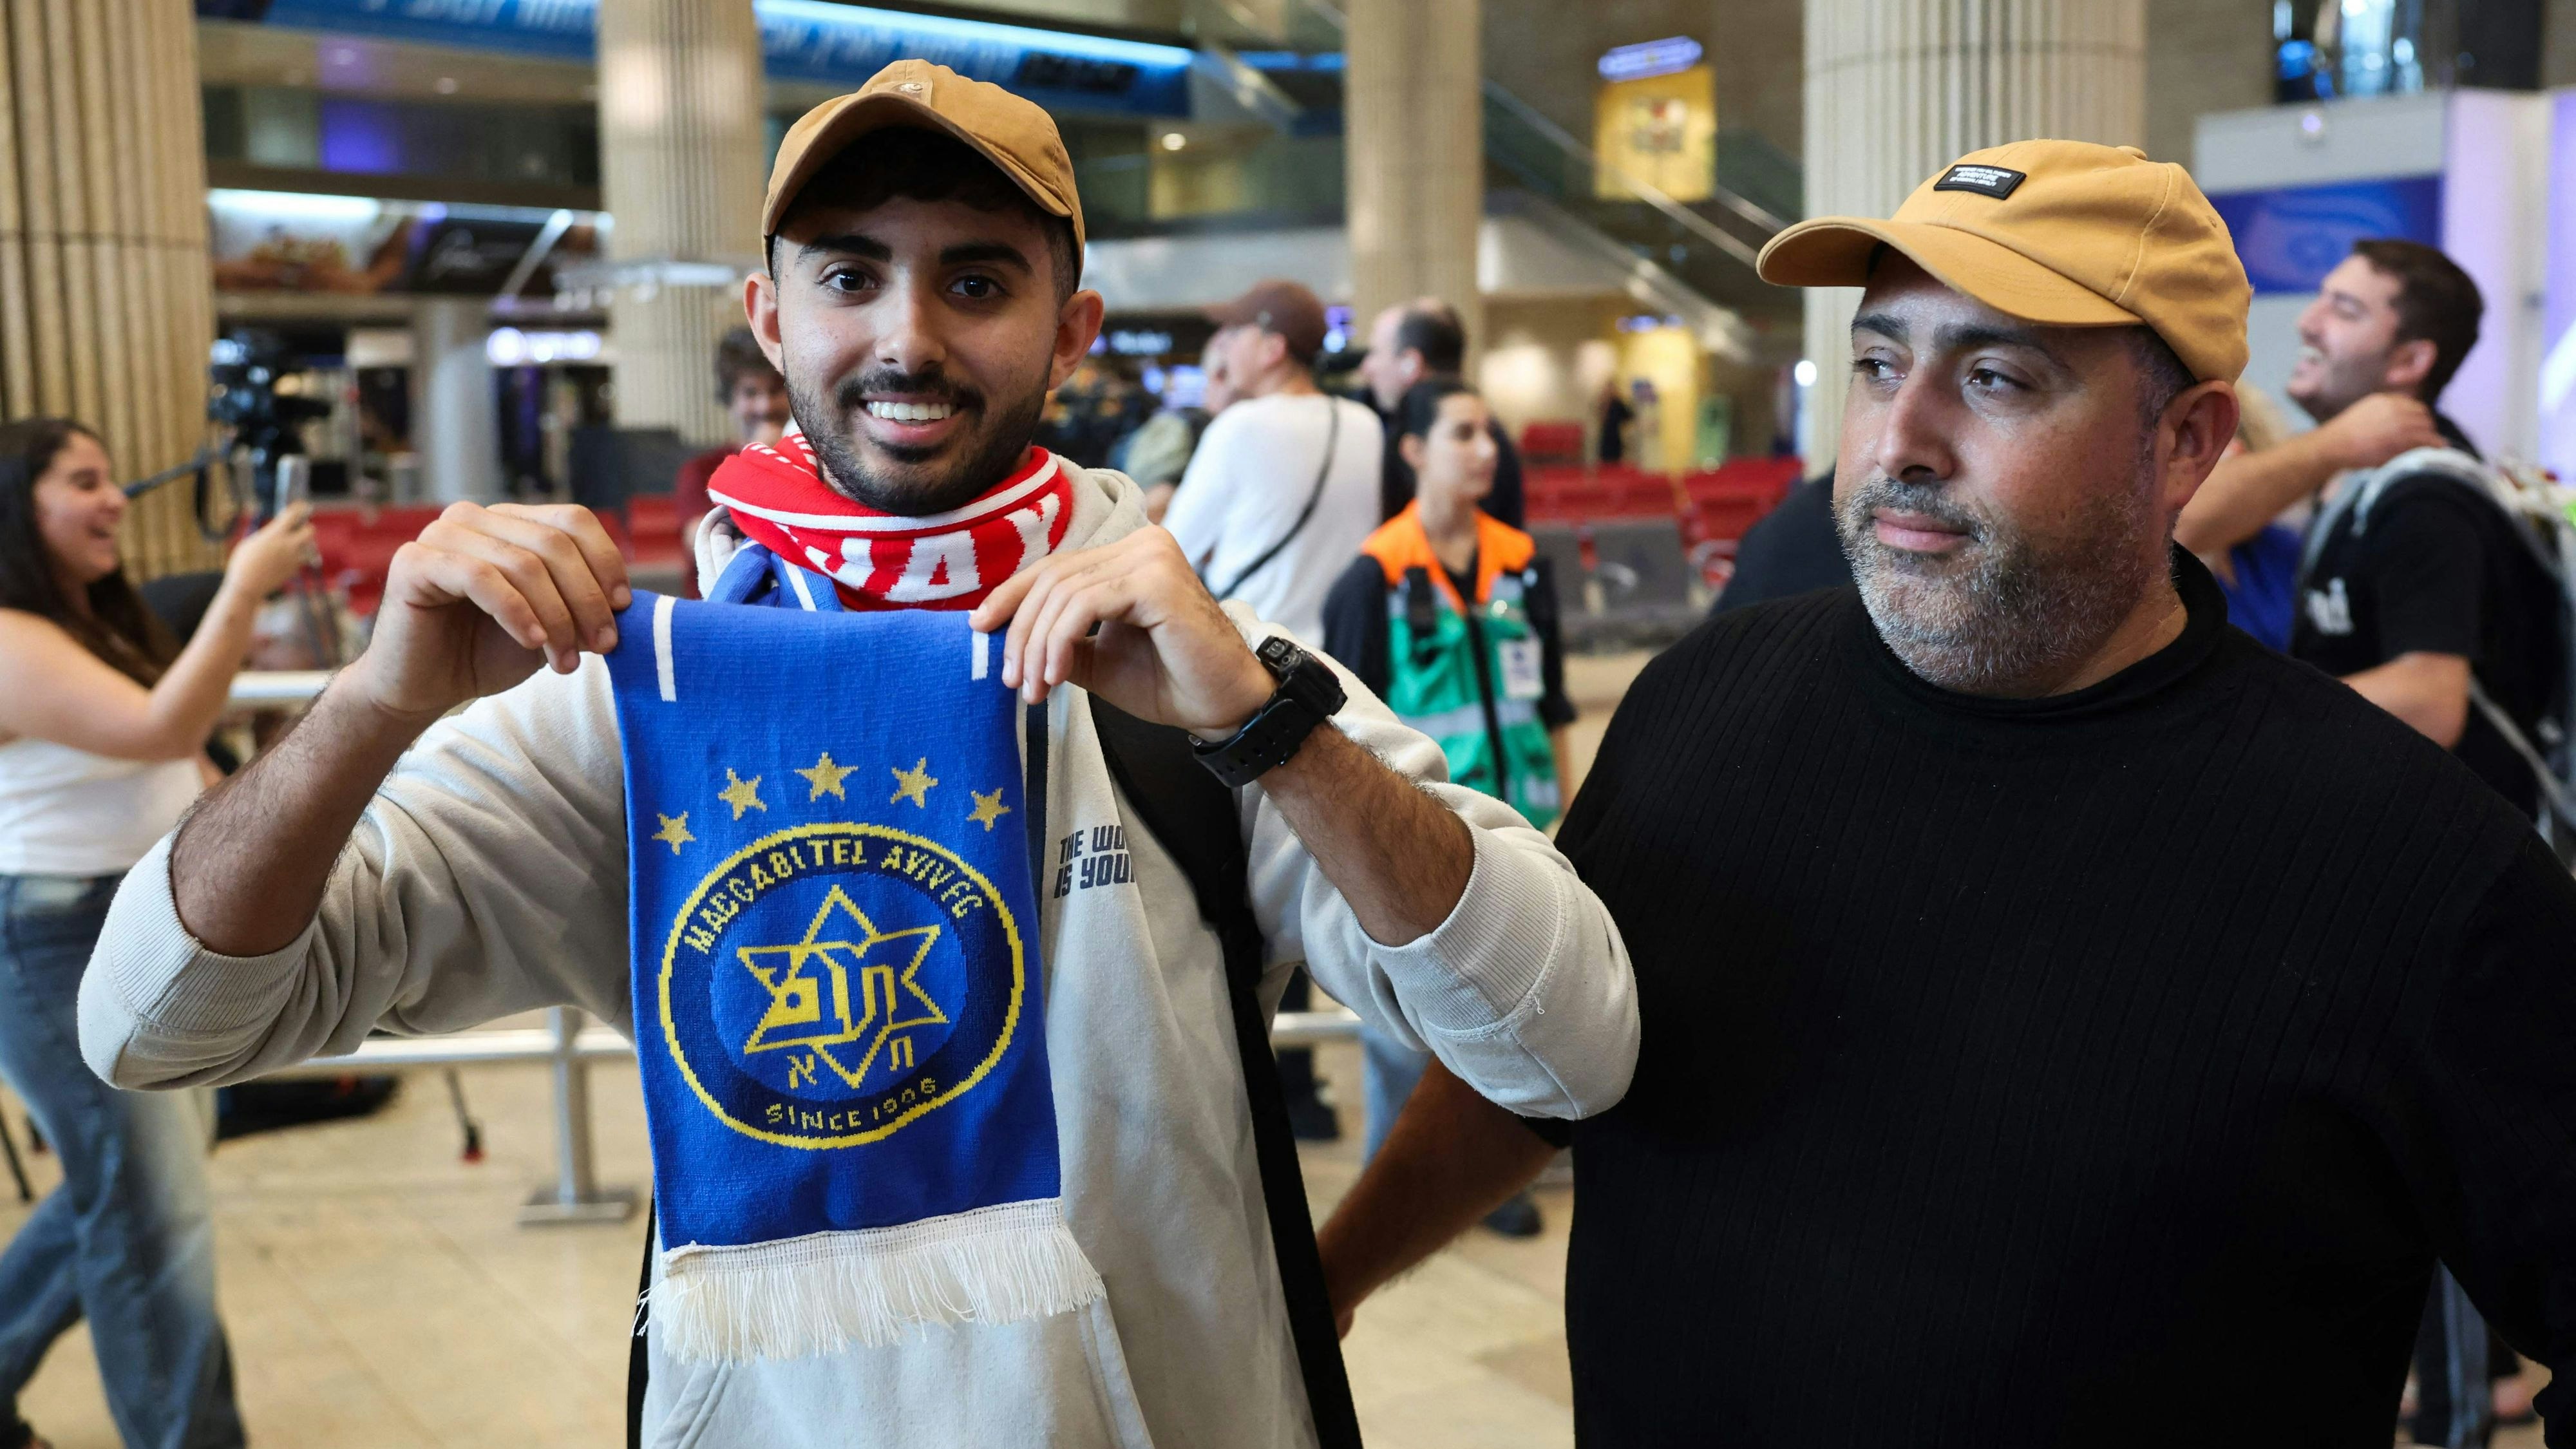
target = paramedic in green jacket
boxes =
[1320,377,1577,1236]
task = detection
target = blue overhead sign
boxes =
[2207,174,2443,294]
[230,0,1196,116]
[1598,37,1703,82]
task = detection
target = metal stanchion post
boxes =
[517,1006,638,1227]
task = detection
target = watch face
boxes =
[1257,636,1305,674]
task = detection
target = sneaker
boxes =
[1481,1193,1543,1238]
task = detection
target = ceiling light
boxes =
[435,76,459,94]
[1160,132,1186,151]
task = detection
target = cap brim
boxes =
[1756,217,2139,328]
[763,91,1083,251]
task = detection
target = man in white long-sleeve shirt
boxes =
[76,61,1635,1449]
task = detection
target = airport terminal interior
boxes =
[6,0,2576,1444]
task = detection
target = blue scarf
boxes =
[607,544,1099,1362]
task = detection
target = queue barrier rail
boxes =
[221,670,1364,1227]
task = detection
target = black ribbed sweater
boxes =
[1553,556,2576,1446]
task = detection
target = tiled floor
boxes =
[1,1040,1578,1449]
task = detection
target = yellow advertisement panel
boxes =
[1594,65,1716,204]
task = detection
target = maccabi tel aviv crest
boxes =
[655,774,1027,1150]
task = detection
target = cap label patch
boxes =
[1935,164,2027,200]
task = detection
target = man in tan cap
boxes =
[79,61,1640,1449]
[1317,140,2576,1446]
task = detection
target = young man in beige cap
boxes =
[1318,140,2576,1446]
[76,61,1638,1449]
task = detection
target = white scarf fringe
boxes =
[646,1197,1104,1363]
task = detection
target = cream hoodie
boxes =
[79,466,1638,1449]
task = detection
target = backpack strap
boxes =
[1086,692,1366,1449]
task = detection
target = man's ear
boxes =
[2159,379,2241,515]
[1398,431,1428,472]
[2382,337,2438,397]
[745,272,788,374]
[1050,289,1108,392]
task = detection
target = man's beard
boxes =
[1835,463,2164,696]
[790,361,1050,515]
[2287,345,2378,424]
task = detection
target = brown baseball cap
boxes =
[762,59,1086,254]
[1208,279,1329,364]
[1757,140,2250,383]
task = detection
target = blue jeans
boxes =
[0,874,243,1449]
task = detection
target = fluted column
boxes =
[0,0,220,577]
[1345,0,1484,363]
[597,0,766,446]
[1799,0,2145,459]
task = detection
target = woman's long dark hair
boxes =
[0,418,177,685]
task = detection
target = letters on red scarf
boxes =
[705,430,1074,611]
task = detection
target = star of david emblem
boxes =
[736,884,949,1091]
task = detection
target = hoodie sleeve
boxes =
[1227,605,1638,1119]
[78,661,635,1090]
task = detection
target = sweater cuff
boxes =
[80,834,315,1066]
[1374,824,1561,1037]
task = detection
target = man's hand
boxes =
[2317,392,2444,471]
[170,502,632,957]
[969,526,1271,737]
[350,502,633,724]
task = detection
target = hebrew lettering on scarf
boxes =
[607,591,1099,1363]
[705,429,1074,611]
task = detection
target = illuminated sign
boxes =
[1598,37,1703,83]
[236,0,1195,115]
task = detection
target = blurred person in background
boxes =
[1320,378,1573,1236]
[2172,381,2445,654]
[1357,299,1525,527]
[0,418,311,1449]
[1595,377,1634,466]
[2274,240,2555,1446]
[1710,466,1850,614]
[1164,279,1381,647]
[674,327,793,556]
[1127,337,1236,524]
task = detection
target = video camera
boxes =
[209,330,332,520]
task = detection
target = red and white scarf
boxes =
[705,429,1075,611]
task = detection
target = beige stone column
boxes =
[1343,0,1484,361]
[596,0,766,446]
[0,0,220,577]
[1799,0,2145,460]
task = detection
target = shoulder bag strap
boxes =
[1212,397,1344,603]
[1086,692,1365,1449]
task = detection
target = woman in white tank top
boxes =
[0,418,310,1449]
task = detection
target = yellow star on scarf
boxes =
[889,757,938,808]
[968,788,1011,831]
[650,812,694,855]
[719,768,767,820]
[797,751,855,802]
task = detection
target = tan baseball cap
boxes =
[1757,139,2249,383]
[762,59,1086,254]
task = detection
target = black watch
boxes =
[1193,636,1347,788]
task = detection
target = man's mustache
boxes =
[835,368,983,412]
[1843,475,1988,542]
